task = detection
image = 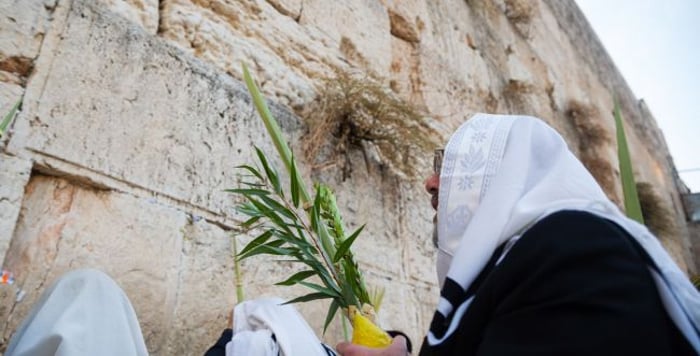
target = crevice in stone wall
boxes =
[504,0,537,39]
[297,0,303,22]
[264,0,301,22]
[26,150,238,231]
[0,56,35,86]
[156,0,166,35]
[388,10,420,43]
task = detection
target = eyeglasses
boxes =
[433,149,444,175]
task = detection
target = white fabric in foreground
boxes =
[5,269,148,356]
[227,297,329,356]
[433,114,700,350]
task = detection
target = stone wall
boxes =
[0,0,695,354]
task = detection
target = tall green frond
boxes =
[614,100,644,224]
[242,64,310,203]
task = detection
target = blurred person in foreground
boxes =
[336,113,700,356]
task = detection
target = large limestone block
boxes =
[99,0,159,34]
[0,0,56,84]
[0,154,31,263]
[399,182,438,284]
[10,0,303,217]
[164,218,236,355]
[158,0,336,108]
[299,0,392,74]
[0,175,186,353]
[0,81,23,141]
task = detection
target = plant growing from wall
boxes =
[614,100,644,223]
[636,182,677,239]
[0,100,21,139]
[612,102,700,290]
[226,64,392,348]
[302,69,438,180]
[566,100,619,205]
[691,275,700,291]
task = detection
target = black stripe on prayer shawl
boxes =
[428,242,507,340]
[440,279,464,308]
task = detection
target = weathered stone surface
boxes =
[0,154,31,262]
[9,0,304,218]
[0,81,23,141]
[326,157,404,275]
[158,0,335,108]
[0,0,56,70]
[400,182,439,284]
[300,0,391,74]
[99,0,159,34]
[164,218,236,355]
[265,0,302,19]
[388,9,420,43]
[0,175,187,353]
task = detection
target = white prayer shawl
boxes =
[430,113,700,350]
[5,269,148,356]
[226,297,331,356]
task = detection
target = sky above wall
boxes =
[575,0,700,193]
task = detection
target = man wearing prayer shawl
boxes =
[5,115,699,356]
[337,114,700,356]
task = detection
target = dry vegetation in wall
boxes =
[637,182,678,240]
[301,70,439,181]
[566,100,620,206]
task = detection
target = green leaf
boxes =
[299,258,340,292]
[298,281,341,298]
[283,292,331,305]
[290,157,300,208]
[255,147,282,195]
[225,188,270,196]
[323,300,340,335]
[312,187,336,257]
[237,230,274,257]
[236,202,263,218]
[247,198,291,233]
[241,216,261,228]
[272,230,311,248]
[339,278,359,307]
[275,270,316,286]
[0,100,20,138]
[333,224,365,263]
[258,195,295,220]
[614,100,644,224]
[240,181,266,187]
[239,243,296,260]
[235,164,263,180]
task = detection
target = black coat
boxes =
[419,210,696,355]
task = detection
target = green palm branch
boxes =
[228,64,376,334]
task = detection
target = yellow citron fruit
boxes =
[350,308,392,348]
